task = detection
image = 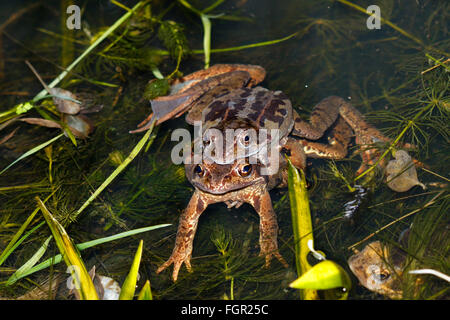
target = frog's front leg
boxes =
[156,191,207,281]
[247,189,288,268]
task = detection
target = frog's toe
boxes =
[157,255,193,282]
[260,249,288,268]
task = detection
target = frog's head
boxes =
[348,241,404,299]
[186,159,266,195]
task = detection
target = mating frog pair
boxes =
[135,64,393,281]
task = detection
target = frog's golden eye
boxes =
[238,164,252,177]
[194,164,204,177]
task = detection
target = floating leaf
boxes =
[289,260,352,296]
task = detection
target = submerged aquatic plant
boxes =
[0,0,448,301]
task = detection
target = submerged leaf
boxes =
[386,150,426,192]
[49,87,82,114]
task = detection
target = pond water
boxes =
[0,0,448,300]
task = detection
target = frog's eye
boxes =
[194,164,204,177]
[375,272,390,281]
[238,164,252,177]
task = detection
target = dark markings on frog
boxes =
[261,98,286,127]
[239,89,252,98]
[204,100,228,122]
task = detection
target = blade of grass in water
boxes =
[0,188,58,266]
[75,119,155,220]
[6,223,170,284]
[0,133,64,176]
[6,236,53,286]
[287,159,319,300]
[119,240,143,300]
[36,196,99,300]
[137,280,153,300]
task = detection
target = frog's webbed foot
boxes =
[225,200,244,209]
[156,192,207,281]
[259,238,288,268]
[248,190,288,268]
[156,251,193,282]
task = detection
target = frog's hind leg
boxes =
[300,116,353,160]
[339,100,417,175]
[291,96,343,140]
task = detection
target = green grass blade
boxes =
[6,235,52,286]
[0,221,45,268]
[0,188,58,266]
[36,196,98,300]
[137,280,153,300]
[6,223,170,284]
[0,133,63,176]
[119,240,143,300]
[75,120,154,220]
[287,159,319,300]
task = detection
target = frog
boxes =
[134,64,398,281]
[348,241,405,299]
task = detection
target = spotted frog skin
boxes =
[137,64,393,281]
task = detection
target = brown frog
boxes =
[135,64,395,281]
[348,241,405,299]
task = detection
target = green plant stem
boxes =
[201,14,212,69]
[287,160,319,300]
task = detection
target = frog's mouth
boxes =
[192,176,266,195]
